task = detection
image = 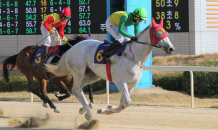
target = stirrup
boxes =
[102,52,109,59]
[42,55,48,63]
[102,53,111,60]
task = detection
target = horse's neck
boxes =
[130,27,152,65]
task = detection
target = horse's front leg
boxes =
[98,81,131,115]
[24,71,45,102]
[38,78,60,113]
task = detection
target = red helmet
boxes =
[60,7,71,22]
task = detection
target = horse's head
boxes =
[149,18,175,55]
[67,33,92,46]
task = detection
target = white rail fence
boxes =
[106,66,218,108]
[29,66,218,108]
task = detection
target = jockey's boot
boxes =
[42,46,49,63]
[101,40,122,59]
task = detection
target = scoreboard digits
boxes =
[0,0,107,35]
[152,0,189,32]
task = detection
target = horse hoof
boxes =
[43,103,48,108]
[85,113,92,121]
[53,91,60,95]
[107,105,115,110]
[54,108,60,113]
[97,109,107,114]
[89,103,94,109]
[79,107,87,115]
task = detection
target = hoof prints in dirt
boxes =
[8,118,22,127]
[21,113,50,128]
[9,113,50,128]
[76,119,99,129]
[0,108,4,116]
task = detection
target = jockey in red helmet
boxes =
[40,7,71,62]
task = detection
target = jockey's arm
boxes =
[134,24,140,37]
[58,23,66,38]
[43,16,54,32]
[118,16,131,38]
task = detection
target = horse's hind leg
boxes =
[87,84,93,103]
[72,77,92,120]
[87,84,94,108]
[51,76,71,101]
[66,64,92,120]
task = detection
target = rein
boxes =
[117,48,144,68]
[55,37,73,47]
[116,27,163,68]
[116,41,145,68]
[54,36,92,58]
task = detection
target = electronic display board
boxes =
[152,0,189,32]
[0,0,107,35]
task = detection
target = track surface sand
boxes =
[0,101,218,130]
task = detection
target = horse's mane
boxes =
[137,25,152,38]
[59,35,83,52]
[68,35,83,46]
[51,35,83,63]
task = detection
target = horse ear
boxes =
[80,34,85,39]
[152,17,156,27]
[160,18,163,26]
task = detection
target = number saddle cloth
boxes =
[32,45,61,66]
[94,40,127,64]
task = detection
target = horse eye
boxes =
[156,30,164,37]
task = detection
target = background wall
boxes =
[1,0,217,57]
[152,0,195,56]
[0,34,107,56]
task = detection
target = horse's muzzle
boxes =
[167,47,175,55]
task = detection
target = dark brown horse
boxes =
[3,34,94,113]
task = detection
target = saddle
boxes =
[94,40,127,64]
[41,45,59,55]
[32,45,61,66]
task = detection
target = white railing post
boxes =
[190,71,194,108]
[31,93,33,103]
[106,81,109,105]
[142,66,218,108]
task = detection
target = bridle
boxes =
[116,26,168,68]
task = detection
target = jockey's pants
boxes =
[106,17,131,44]
[40,22,62,47]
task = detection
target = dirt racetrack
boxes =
[0,101,218,130]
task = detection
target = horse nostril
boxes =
[169,48,174,52]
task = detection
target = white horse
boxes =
[45,18,175,120]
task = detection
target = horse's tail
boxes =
[45,53,70,77]
[3,54,18,83]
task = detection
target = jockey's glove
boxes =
[50,30,56,34]
[63,36,68,42]
[130,36,138,41]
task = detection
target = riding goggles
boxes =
[62,16,71,20]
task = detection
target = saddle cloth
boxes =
[94,41,127,64]
[33,46,60,66]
